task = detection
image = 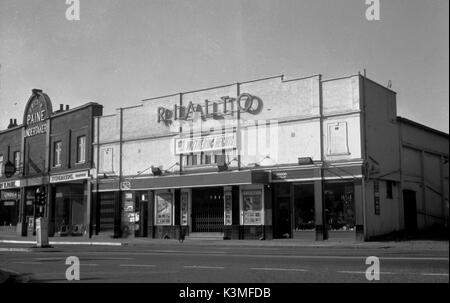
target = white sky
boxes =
[0,0,448,132]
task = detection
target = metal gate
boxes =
[191,187,224,232]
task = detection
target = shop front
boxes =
[92,169,272,240]
[49,170,91,237]
[0,180,21,232]
[270,163,363,241]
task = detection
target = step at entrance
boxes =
[186,232,224,240]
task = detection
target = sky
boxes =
[0,0,448,132]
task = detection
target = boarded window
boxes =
[100,147,114,173]
[327,122,349,155]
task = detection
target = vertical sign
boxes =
[374,180,380,215]
[180,192,189,226]
[224,190,232,226]
[122,192,135,237]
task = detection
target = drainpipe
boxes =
[318,74,328,240]
[361,70,368,240]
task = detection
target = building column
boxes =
[147,190,154,238]
[440,156,448,226]
[354,179,365,241]
[16,187,27,236]
[420,151,427,227]
[85,180,91,238]
[113,190,121,238]
[46,184,54,236]
[91,189,97,237]
[314,179,326,240]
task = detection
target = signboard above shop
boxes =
[50,170,89,183]
[1,190,19,201]
[0,180,20,190]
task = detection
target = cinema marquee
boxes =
[157,93,263,123]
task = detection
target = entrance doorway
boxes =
[191,187,224,232]
[403,189,417,232]
[54,183,86,236]
[273,183,315,239]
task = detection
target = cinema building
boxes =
[92,73,448,241]
[0,89,102,237]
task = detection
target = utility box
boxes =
[36,217,49,248]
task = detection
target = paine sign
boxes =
[23,90,53,138]
[50,171,89,183]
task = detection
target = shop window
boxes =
[204,153,211,165]
[183,150,230,167]
[76,136,86,164]
[54,141,62,167]
[0,190,19,226]
[327,122,349,155]
[0,154,3,177]
[14,151,20,170]
[155,192,173,225]
[191,154,198,166]
[324,182,355,231]
[54,184,86,235]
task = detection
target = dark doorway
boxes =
[277,197,292,238]
[273,183,292,238]
[403,190,417,232]
[96,191,115,236]
[191,187,224,232]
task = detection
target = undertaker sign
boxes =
[23,89,53,138]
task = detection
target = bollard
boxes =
[36,217,50,248]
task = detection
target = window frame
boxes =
[386,180,393,199]
[13,151,20,171]
[76,135,86,164]
[54,141,62,167]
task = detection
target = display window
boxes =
[242,189,263,225]
[324,182,355,231]
[155,192,173,225]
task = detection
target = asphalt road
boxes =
[0,242,448,283]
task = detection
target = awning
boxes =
[93,170,269,191]
[130,170,269,190]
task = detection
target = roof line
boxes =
[397,116,449,138]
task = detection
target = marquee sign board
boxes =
[174,133,237,155]
[23,89,53,138]
[157,93,263,124]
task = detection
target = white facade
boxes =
[91,73,449,240]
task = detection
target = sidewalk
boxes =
[1,232,448,250]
